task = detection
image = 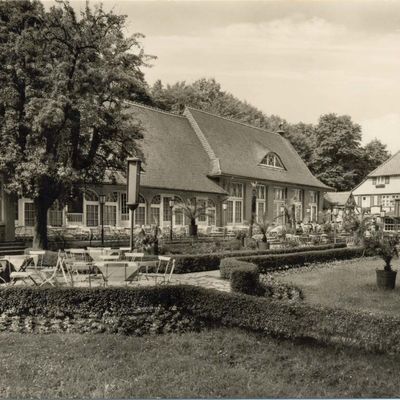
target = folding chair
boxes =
[28,250,45,269]
[7,255,38,286]
[65,249,95,287]
[151,256,175,285]
[38,250,71,287]
[124,253,145,282]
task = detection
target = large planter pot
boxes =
[376,269,397,289]
[258,241,269,250]
[189,224,198,237]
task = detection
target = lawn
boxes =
[277,256,400,315]
[1,328,400,398]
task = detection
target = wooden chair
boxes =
[151,256,175,285]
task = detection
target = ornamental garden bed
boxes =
[2,284,400,354]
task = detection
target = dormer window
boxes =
[260,152,285,169]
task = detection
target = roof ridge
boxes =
[367,149,400,177]
[185,106,277,135]
[125,100,186,118]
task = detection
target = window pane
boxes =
[198,199,207,222]
[235,200,242,223]
[86,205,98,227]
[257,202,265,219]
[120,193,128,215]
[163,197,172,222]
[150,207,160,225]
[134,205,146,226]
[104,205,116,226]
[227,201,234,223]
[175,209,184,225]
[208,209,216,226]
[24,203,35,227]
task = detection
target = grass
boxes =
[277,256,400,315]
[1,328,400,398]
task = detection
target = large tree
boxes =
[309,114,364,191]
[0,0,151,248]
[362,139,391,173]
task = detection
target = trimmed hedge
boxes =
[220,258,257,279]
[238,247,364,273]
[173,243,346,273]
[230,264,260,296]
[2,285,400,353]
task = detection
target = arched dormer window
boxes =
[260,152,285,169]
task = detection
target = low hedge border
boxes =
[237,247,364,273]
[1,285,400,353]
[173,243,346,273]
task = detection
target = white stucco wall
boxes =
[353,175,400,196]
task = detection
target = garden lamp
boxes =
[99,193,106,246]
[169,198,175,241]
[127,157,142,250]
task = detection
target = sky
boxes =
[47,0,400,152]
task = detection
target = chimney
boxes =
[276,123,285,136]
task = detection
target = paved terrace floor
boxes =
[8,269,231,292]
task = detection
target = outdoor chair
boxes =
[64,249,97,286]
[150,256,175,285]
[28,250,45,269]
[7,255,38,286]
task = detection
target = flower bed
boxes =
[2,285,400,354]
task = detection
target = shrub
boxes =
[2,285,400,353]
[173,243,347,274]
[238,247,364,273]
[220,258,256,279]
[230,264,261,296]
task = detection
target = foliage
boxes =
[362,139,391,173]
[219,258,256,279]
[239,247,364,273]
[0,1,151,248]
[176,199,209,226]
[4,284,400,355]
[230,264,262,296]
[364,234,399,271]
[255,212,270,242]
[235,230,247,241]
[174,243,346,273]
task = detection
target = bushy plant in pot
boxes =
[235,230,247,248]
[255,212,270,250]
[176,199,209,237]
[366,234,399,289]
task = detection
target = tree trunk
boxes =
[32,196,51,250]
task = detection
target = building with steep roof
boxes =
[6,103,331,239]
[353,150,400,231]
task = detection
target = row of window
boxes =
[372,176,390,185]
[21,193,218,228]
[358,194,400,208]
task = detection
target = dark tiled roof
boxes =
[123,103,226,195]
[368,150,400,177]
[186,107,331,190]
[324,191,352,206]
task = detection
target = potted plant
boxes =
[366,234,399,289]
[255,212,270,250]
[176,199,209,237]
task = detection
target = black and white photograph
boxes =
[0,0,400,398]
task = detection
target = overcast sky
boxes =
[48,0,400,152]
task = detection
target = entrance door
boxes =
[361,196,371,208]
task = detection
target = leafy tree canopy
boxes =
[0,0,152,247]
